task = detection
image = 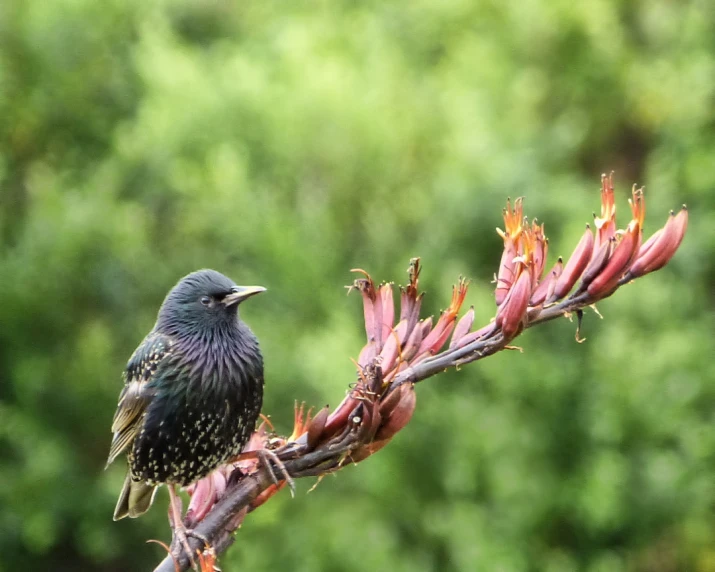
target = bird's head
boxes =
[156,269,265,335]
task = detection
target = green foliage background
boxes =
[1,1,713,570]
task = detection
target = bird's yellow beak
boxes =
[222,285,267,306]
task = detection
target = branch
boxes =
[152,174,688,572]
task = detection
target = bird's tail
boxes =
[113,472,158,520]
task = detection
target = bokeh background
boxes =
[1,1,714,571]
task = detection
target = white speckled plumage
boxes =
[107,270,265,520]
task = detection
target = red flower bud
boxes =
[495,267,532,338]
[185,471,217,524]
[495,198,524,305]
[416,279,468,357]
[495,237,517,306]
[323,392,361,437]
[628,207,688,278]
[634,228,662,261]
[378,283,395,344]
[531,221,549,285]
[549,227,593,302]
[419,316,433,338]
[399,259,423,332]
[587,222,641,298]
[307,406,330,449]
[449,306,475,349]
[374,383,416,443]
[530,258,563,306]
[350,269,381,345]
[348,384,417,464]
[400,321,424,363]
[357,341,378,368]
[454,322,497,348]
[575,236,614,295]
[379,329,400,374]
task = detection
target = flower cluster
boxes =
[493,173,687,339]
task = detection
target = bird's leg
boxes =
[257,449,296,497]
[168,485,198,570]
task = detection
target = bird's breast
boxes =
[130,333,264,486]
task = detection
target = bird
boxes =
[106,269,266,545]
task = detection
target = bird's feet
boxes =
[172,521,197,570]
[257,448,296,497]
[167,485,212,570]
[176,528,213,571]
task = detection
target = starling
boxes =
[106,269,266,526]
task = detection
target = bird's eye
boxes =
[200,296,211,306]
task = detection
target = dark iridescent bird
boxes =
[106,269,265,535]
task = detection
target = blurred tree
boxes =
[0,0,712,571]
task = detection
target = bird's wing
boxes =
[106,333,173,467]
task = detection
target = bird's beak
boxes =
[222,285,267,306]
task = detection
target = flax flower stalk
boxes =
[155,174,688,572]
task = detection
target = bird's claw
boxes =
[258,449,296,497]
[168,485,206,570]
[171,524,198,571]
[186,528,210,547]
